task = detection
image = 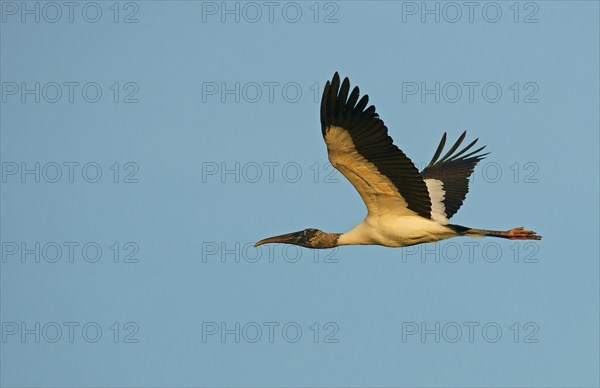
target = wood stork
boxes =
[255,73,541,249]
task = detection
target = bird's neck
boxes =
[311,232,342,248]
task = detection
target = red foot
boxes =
[504,227,541,240]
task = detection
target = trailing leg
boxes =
[449,225,541,240]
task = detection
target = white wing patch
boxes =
[425,178,448,224]
[325,126,418,218]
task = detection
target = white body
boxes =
[338,214,459,247]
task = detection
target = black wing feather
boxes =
[421,131,489,219]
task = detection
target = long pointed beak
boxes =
[254,232,302,247]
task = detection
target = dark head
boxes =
[255,228,339,249]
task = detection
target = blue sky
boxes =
[1,1,599,387]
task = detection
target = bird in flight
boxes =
[255,73,541,249]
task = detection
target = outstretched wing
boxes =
[321,72,432,219]
[421,131,488,223]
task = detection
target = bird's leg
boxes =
[449,225,541,240]
[465,226,541,240]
